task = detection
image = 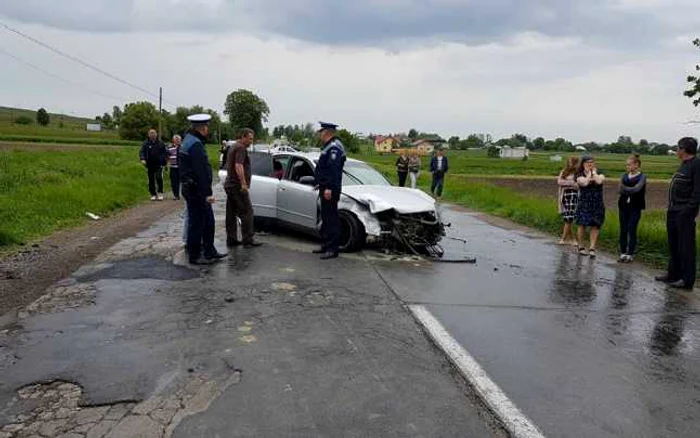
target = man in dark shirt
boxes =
[656,137,700,289]
[224,128,261,248]
[139,129,167,200]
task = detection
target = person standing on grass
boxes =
[139,129,167,201]
[655,137,700,289]
[556,156,580,245]
[167,135,182,200]
[179,114,227,265]
[575,156,606,257]
[396,150,409,187]
[430,147,449,200]
[224,128,262,249]
[617,154,647,263]
[408,151,421,189]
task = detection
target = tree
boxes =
[684,38,700,108]
[112,105,123,127]
[336,129,360,154]
[15,116,33,125]
[461,134,485,150]
[119,101,160,140]
[448,136,460,149]
[532,137,545,150]
[101,113,113,129]
[223,89,270,137]
[36,108,50,126]
[408,129,418,140]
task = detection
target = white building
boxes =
[499,146,529,159]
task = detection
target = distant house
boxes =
[374,136,398,153]
[412,140,435,155]
[499,146,529,159]
[668,149,677,155]
[575,145,587,152]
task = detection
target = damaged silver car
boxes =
[219,151,446,254]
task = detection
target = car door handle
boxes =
[279,186,286,191]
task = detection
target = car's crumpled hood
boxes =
[341,185,437,214]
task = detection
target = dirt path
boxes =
[0,200,183,315]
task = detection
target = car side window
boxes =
[287,158,315,183]
[250,153,273,176]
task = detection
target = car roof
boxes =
[252,150,360,163]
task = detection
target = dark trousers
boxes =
[619,207,642,255]
[147,166,164,196]
[185,194,215,260]
[431,173,445,197]
[666,209,697,286]
[169,167,180,199]
[320,194,340,253]
[397,171,408,187]
[225,186,254,244]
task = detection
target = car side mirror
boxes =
[299,176,316,186]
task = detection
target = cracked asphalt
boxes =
[0,193,503,437]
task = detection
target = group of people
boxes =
[556,136,700,290]
[140,116,347,264]
[395,147,449,200]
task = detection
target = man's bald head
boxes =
[148,129,157,141]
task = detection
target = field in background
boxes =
[0,106,129,145]
[355,149,678,180]
[356,149,682,267]
[0,143,219,249]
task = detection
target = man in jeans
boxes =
[429,147,449,200]
[139,129,167,200]
[225,128,262,248]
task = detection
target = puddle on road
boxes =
[75,257,200,282]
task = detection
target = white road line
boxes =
[409,305,546,438]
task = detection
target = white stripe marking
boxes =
[409,305,546,438]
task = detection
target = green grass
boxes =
[356,150,679,268]
[0,134,138,146]
[0,143,221,249]
[353,149,679,180]
[0,106,123,144]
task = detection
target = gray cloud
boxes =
[1,0,697,49]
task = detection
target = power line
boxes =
[0,20,175,105]
[0,46,126,103]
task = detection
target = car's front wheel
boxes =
[338,210,365,252]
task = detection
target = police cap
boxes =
[317,121,339,132]
[187,113,212,124]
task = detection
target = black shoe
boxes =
[243,241,263,248]
[227,240,242,247]
[312,248,326,254]
[190,256,215,265]
[654,275,674,283]
[319,252,339,260]
[205,251,228,259]
[668,279,693,290]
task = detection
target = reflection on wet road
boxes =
[372,207,700,438]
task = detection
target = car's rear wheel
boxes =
[338,211,365,252]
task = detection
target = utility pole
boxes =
[158,87,163,139]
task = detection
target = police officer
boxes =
[179,114,227,265]
[655,137,700,289]
[313,122,346,260]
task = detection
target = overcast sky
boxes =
[1,0,698,143]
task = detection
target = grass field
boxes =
[354,149,679,180]
[356,149,684,268]
[0,106,124,145]
[0,143,222,248]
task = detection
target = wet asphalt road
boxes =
[376,208,700,438]
[1,192,698,437]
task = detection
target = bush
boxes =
[15,116,33,125]
[487,146,500,158]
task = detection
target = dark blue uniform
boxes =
[315,137,346,254]
[179,130,216,261]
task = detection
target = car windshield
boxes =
[343,161,391,186]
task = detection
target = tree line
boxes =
[94,89,270,144]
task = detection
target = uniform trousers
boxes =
[320,193,341,254]
[184,194,216,260]
[666,209,697,286]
